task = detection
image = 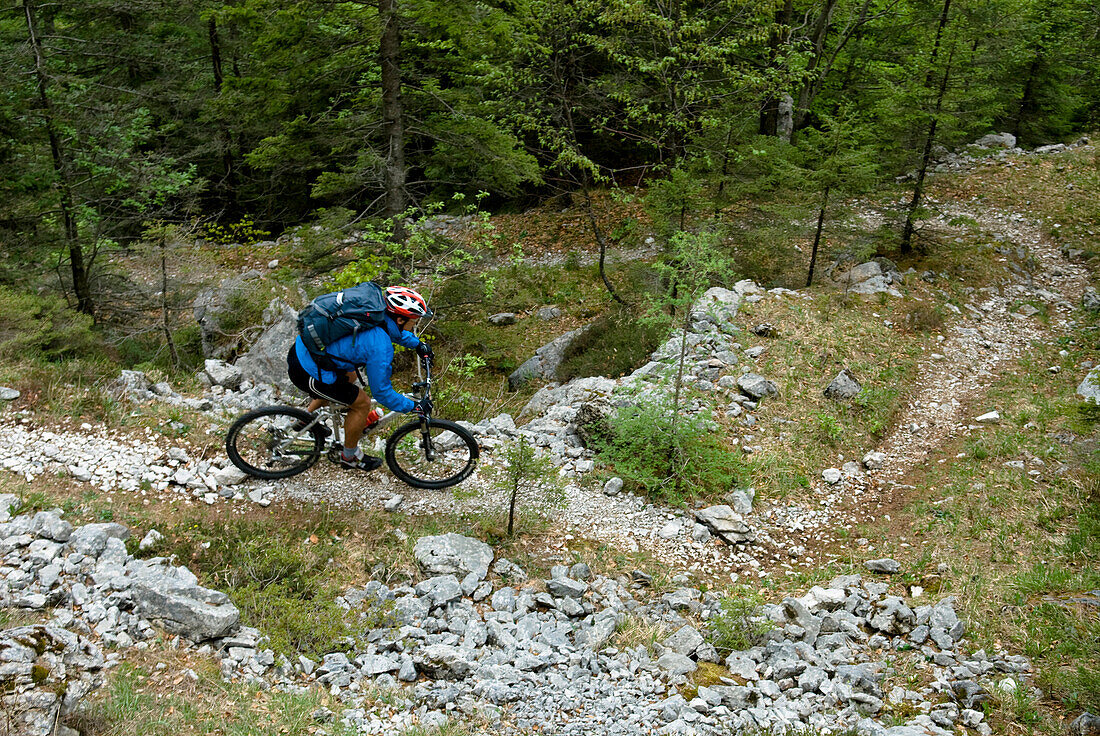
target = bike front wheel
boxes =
[226,406,325,480]
[384,418,479,490]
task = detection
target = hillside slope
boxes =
[0,141,1097,735]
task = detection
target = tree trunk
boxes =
[792,0,839,131]
[759,0,793,136]
[1012,55,1041,142]
[668,301,693,496]
[807,185,830,287]
[379,0,407,241]
[208,17,239,214]
[160,234,179,367]
[24,0,93,316]
[507,482,518,536]
[583,190,626,305]
[901,0,952,254]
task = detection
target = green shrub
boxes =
[556,305,668,382]
[283,207,361,275]
[497,436,566,536]
[218,287,270,337]
[202,216,271,246]
[164,520,359,658]
[114,322,205,374]
[1078,401,1100,423]
[708,587,770,654]
[433,353,494,421]
[0,286,102,361]
[902,303,945,333]
[593,396,744,503]
[814,412,843,446]
[232,582,352,660]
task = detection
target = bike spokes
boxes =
[385,419,478,490]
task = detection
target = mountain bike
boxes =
[225,358,479,490]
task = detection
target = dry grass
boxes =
[611,614,672,654]
[726,288,932,505]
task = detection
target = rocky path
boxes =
[837,206,1091,525]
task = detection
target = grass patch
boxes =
[611,614,671,654]
[728,290,925,506]
[72,656,364,736]
[74,659,314,735]
[160,516,359,659]
[707,586,770,654]
[593,395,745,504]
[556,303,668,382]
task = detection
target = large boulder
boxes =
[694,505,755,544]
[204,359,244,390]
[691,287,745,328]
[737,373,778,400]
[832,261,903,297]
[66,523,129,558]
[508,325,590,390]
[111,370,156,401]
[1083,287,1100,312]
[192,270,264,359]
[235,300,298,394]
[973,132,1016,149]
[571,399,614,448]
[824,369,862,401]
[1079,368,1100,404]
[0,625,105,736]
[413,644,473,679]
[520,376,617,418]
[127,560,240,641]
[413,534,494,581]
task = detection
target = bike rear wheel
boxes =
[384,418,479,490]
[226,406,326,479]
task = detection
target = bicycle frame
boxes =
[294,356,433,450]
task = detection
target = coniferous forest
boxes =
[2,0,1098,318]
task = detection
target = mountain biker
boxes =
[286,286,435,471]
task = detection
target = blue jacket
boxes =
[294,314,422,413]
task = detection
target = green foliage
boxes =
[708,587,770,654]
[331,193,499,288]
[214,283,281,346]
[556,305,669,382]
[1077,401,1100,424]
[498,436,566,536]
[433,353,491,420]
[901,303,946,333]
[281,207,360,275]
[231,582,352,660]
[0,286,101,362]
[201,216,271,247]
[164,520,362,658]
[814,412,843,446]
[76,662,334,736]
[593,396,744,503]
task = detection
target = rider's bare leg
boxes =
[307,398,328,413]
[342,389,373,451]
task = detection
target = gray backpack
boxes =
[297,282,387,369]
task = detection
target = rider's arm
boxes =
[359,333,416,413]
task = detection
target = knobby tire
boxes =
[384,418,479,490]
[225,405,325,480]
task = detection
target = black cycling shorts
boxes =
[287,344,361,406]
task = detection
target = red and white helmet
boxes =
[384,286,432,319]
